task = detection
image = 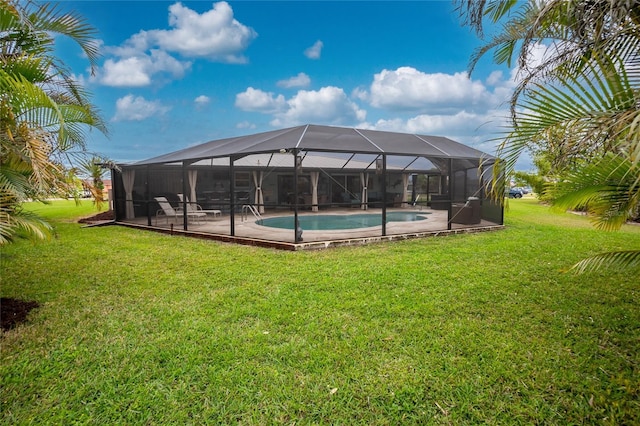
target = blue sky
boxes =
[56,1,530,168]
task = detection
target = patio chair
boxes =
[177,194,221,220]
[154,196,179,225]
[451,197,481,225]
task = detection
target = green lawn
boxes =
[1,199,639,424]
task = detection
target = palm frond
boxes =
[0,205,52,245]
[493,54,639,187]
[1,1,101,70]
[466,2,534,73]
[27,1,101,68]
[551,153,640,230]
[1,69,107,153]
[0,163,31,202]
[454,0,521,38]
[570,250,640,274]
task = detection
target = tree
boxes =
[0,0,107,244]
[456,0,640,272]
[78,156,107,210]
[513,125,582,201]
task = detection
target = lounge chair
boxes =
[155,196,207,225]
[177,194,221,220]
[154,196,179,225]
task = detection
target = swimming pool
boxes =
[258,211,431,230]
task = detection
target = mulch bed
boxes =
[1,298,40,332]
[78,210,114,223]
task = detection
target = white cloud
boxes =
[486,70,504,86]
[507,42,550,84]
[304,40,323,59]
[194,95,211,109]
[235,86,365,127]
[70,72,87,87]
[97,2,255,87]
[363,109,510,156]
[142,1,257,63]
[236,121,256,130]
[105,32,150,58]
[526,42,550,70]
[101,57,151,87]
[99,50,191,87]
[271,86,366,127]
[396,110,503,135]
[112,95,170,121]
[235,87,286,113]
[149,49,190,76]
[351,87,369,102]
[368,67,505,113]
[277,72,311,88]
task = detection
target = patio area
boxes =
[118,206,503,250]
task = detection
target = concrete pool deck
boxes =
[114,207,504,250]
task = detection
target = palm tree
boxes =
[0,0,107,244]
[456,0,640,272]
[78,156,107,210]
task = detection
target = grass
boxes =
[23,198,105,222]
[1,199,639,424]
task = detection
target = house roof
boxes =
[132,124,494,167]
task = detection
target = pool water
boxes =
[258,211,431,230]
